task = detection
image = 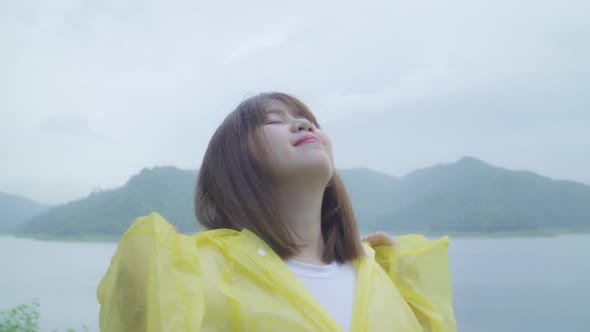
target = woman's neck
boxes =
[273,178,327,265]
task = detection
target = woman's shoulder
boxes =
[122,212,176,243]
[120,212,243,257]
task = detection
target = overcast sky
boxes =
[2,0,589,205]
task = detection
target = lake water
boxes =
[1,234,589,331]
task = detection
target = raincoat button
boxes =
[257,249,266,257]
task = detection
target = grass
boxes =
[0,301,88,332]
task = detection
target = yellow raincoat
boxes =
[97,213,456,331]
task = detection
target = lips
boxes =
[294,134,321,146]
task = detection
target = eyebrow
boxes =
[266,109,288,117]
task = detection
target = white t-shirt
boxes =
[285,259,357,332]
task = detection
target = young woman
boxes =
[97,92,456,331]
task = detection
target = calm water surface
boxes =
[1,234,589,331]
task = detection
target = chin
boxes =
[289,159,333,178]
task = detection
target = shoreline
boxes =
[4,228,590,243]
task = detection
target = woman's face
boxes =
[254,101,334,182]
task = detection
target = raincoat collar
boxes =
[219,228,376,331]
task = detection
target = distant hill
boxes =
[338,167,399,228]
[0,192,49,232]
[14,157,590,239]
[16,167,198,238]
[367,157,590,233]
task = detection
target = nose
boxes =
[292,118,314,132]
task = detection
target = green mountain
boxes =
[338,167,399,228]
[13,157,590,239]
[0,192,49,232]
[16,167,198,239]
[367,157,590,233]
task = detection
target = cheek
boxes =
[249,128,277,162]
[328,143,335,164]
[319,134,335,163]
[325,138,333,154]
[259,127,286,159]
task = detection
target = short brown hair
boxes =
[195,92,364,263]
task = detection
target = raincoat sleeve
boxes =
[97,213,204,332]
[373,235,457,332]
